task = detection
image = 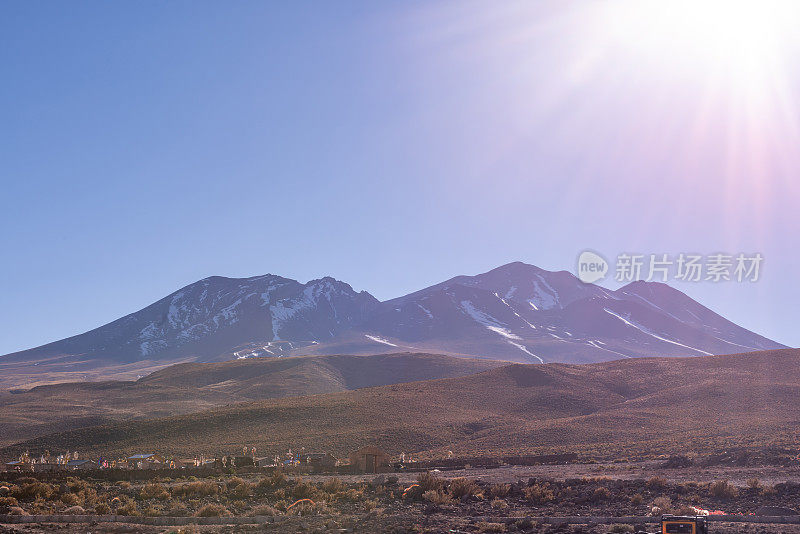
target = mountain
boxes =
[0,352,503,447]
[356,262,781,364]
[0,262,785,387]
[0,275,379,388]
[6,348,799,460]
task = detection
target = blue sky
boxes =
[2,0,798,354]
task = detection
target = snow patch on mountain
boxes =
[528,278,558,309]
[486,326,522,340]
[603,308,713,356]
[365,334,398,347]
[506,341,544,363]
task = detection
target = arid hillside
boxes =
[0,352,503,447]
[4,348,798,460]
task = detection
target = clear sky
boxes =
[2,0,798,355]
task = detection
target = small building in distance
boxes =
[349,446,389,473]
[66,459,94,471]
[233,456,255,467]
[126,454,164,469]
[300,452,337,470]
[4,460,31,472]
[254,457,274,468]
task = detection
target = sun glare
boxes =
[601,0,800,87]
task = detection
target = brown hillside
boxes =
[0,352,503,447]
[4,348,799,460]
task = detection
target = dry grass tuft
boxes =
[195,503,229,517]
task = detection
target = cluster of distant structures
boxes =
[2,446,395,474]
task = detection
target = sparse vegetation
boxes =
[195,503,229,517]
[0,467,797,534]
[709,479,738,499]
[140,482,170,500]
[417,472,444,492]
[524,482,554,504]
[450,477,480,499]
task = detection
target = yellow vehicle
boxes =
[660,515,709,534]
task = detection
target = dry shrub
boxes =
[66,477,90,494]
[230,500,248,512]
[631,493,644,505]
[608,525,633,533]
[583,476,612,483]
[488,483,511,499]
[0,496,19,507]
[80,487,98,507]
[116,481,131,489]
[321,478,347,494]
[476,522,506,533]
[336,488,364,503]
[747,478,762,490]
[257,472,287,491]
[140,483,170,501]
[422,489,452,505]
[761,484,777,496]
[524,483,554,504]
[709,480,738,499]
[172,481,219,498]
[286,499,324,516]
[117,500,139,516]
[417,472,444,492]
[168,502,189,516]
[95,503,111,515]
[491,498,509,510]
[592,487,612,502]
[250,504,279,516]
[226,477,251,498]
[143,504,163,516]
[8,506,28,516]
[12,482,53,501]
[63,505,85,515]
[651,496,673,515]
[60,493,80,506]
[450,478,480,499]
[196,503,229,517]
[646,477,668,490]
[291,479,317,500]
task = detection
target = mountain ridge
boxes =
[0,261,785,387]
